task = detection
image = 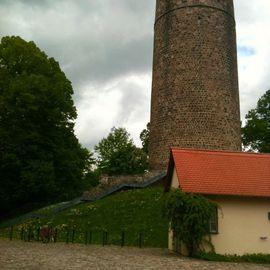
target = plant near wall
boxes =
[164,188,218,255]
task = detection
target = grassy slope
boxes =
[1,187,168,248]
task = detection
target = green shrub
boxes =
[193,251,270,264]
[164,189,217,254]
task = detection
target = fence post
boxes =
[89,230,92,245]
[121,231,125,247]
[28,227,32,242]
[20,228,24,240]
[71,229,75,243]
[85,230,88,245]
[36,227,40,241]
[102,230,108,246]
[54,228,58,243]
[66,229,70,244]
[24,229,27,241]
[9,226,13,241]
[139,232,143,248]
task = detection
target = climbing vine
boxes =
[164,188,218,255]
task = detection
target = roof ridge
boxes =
[171,147,270,158]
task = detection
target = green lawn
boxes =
[0,187,169,248]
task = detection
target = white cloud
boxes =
[235,0,270,119]
[75,73,151,149]
[74,82,123,148]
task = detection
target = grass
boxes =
[193,251,270,264]
[0,187,168,248]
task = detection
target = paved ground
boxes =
[0,238,269,270]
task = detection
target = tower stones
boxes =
[149,0,242,170]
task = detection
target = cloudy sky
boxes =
[0,0,270,150]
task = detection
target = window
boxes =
[208,207,218,234]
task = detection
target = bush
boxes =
[164,189,217,254]
[193,251,270,264]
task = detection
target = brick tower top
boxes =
[155,0,235,20]
[149,0,241,170]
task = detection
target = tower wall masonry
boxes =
[149,0,242,170]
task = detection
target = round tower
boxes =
[149,0,242,170]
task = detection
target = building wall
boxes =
[211,197,270,255]
[169,168,270,255]
[171,167,179,189]
[149,0,242,170]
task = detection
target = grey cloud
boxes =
[116,79,150,124]
[1,0,270,149]
[0,0,50,6]
[0,0,155,99]
[65,35,153,92]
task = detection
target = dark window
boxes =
[208,207,218,234]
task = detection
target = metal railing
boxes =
[0,226,164,248]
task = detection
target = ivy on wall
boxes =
[164,188,218,255]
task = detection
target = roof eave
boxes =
[183,191,270,199]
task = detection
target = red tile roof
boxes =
[169,148,270,197]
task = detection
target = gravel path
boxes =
[0,238,269,270]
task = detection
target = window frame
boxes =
[208,207,219,234]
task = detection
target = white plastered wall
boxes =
[171,167,179,189]
[211,197,270,255]
[168,167,179,251]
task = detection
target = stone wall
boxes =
[149,0,242,170]
[82,171,166,201]
[99,171,164,187]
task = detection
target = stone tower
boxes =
[149,0,242,170]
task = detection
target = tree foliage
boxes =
[95,127,148,176]
[140,122,150,155]
[164,189,217,255]
[242,89,270,152]
[0,36,92,215]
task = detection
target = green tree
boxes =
[164,189,217,255]
[95,127,148,176]
[242,89,270,152]
[0,36,92,216]
[140,122,150,155]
